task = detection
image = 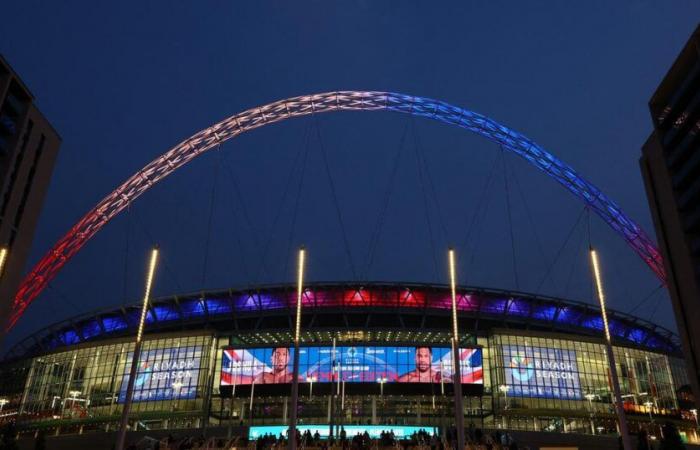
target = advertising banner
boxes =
[118,345,201,403]
[502,345,581,399]
[221,345,482,386]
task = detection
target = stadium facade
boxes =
[0,282,697,442]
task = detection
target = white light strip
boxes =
[136,248,159,343]
[295,247,305,344]
[0,247,8,277]
[448,248,459,341]
[590,248,611,343]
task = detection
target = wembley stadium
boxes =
[0,282,697,445]
[0,91,697,449]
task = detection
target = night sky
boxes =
[1,2,698,351]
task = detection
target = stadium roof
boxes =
[4,282,681,360]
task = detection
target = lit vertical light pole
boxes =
[644,400,654,432]
[289,247,305,450]
[377,377,387,397]
[307,376,316,399]
[440,360,445,395]
[0,246,9,332]
[585,393,596,434]
[498,385,510,410]
[0,247,8,277]
[341,379,345,411]
[329,338,336,441]
[171,381,183,413]
[590,248,632,450]
[448,249,465,450]
[116,247,159,450]
[68,390,81,413]
[250,379,255,413]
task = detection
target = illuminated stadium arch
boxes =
[6,91,665,330]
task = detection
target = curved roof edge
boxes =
[4,282,681,360]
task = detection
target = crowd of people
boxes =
[0,419,687,450]
[247,426,522,450]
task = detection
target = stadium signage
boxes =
[503,345,581,399]
[118,346,202,403]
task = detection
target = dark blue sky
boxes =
[1,2,698,350]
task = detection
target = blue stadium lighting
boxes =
[60,330,80,345]
[204,298,233,314]
[101,316,128,333]
[7,284,676,361]
[80,320,102,340]
[532,305,557,321]
[151,304,179,322]
[179,299,207,318]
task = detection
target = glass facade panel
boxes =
[490,334,678,415]
[20,335,212,420]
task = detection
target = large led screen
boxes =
[502,345,581,399]
[249,425,437,440]
[118,346,202,403]
[221,346,482,386]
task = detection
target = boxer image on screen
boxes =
[397,347,451,383]
[253,347,296,384]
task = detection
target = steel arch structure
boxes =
[6,91,665,331]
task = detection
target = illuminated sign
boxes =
[249,425,437,440]
[118,346,201,403]
[503,345,581,399]
[221,346,482,386]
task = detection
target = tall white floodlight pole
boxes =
[440,360,445,395]
[250,380,255,412]
[116,247,159,450]
[307,376,316,399]
[448,249,465,450]
[330,338,337,440]
[377,377,387,397]
[590,248,632,450]
[585,393,596,434]
[0,247,8,277]
[289,247,305,450]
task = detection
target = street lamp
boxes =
[644,401,655,431]
[377,377,387,397]
[170,380,183,413]
[498,385,510,410]
[68,391,81,410]
[306,376,316,399]
[585,393,596,434]
[0,399,8,413]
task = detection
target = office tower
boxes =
[640,25,700,407]
[0,55,61,333]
